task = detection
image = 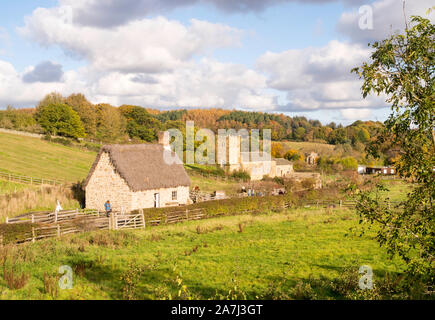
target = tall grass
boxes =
[0,185,81,222]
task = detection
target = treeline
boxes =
[0,92,384,143]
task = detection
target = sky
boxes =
[0,0,433,125]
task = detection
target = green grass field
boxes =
[0,179,36,195]
[0,208,407,300]
[0,132,96,182]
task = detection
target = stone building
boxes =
[273,158,294,177]
[84,144,191,212]
[217,134,294,180]
[306,152,319,165]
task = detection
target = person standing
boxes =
[104,200,112,217]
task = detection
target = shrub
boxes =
[230,170,251,181]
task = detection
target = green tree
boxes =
[65,93,97,138]
[95,104,127,143]
[35,103,85,139]
[120,105,162,142]
[351,13,434,284]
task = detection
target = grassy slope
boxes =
[0,179,36,195]
[0,208,405,300]
[0,132,96,182]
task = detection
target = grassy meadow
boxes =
[0,207,410,300]
[0,179,35,195]
[0,132,96,182]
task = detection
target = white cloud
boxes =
[11,4,275,111]
[0,59,78,106]
[58,0,366,28]
[86,59,275,110]
[337,0,435,44]
[257,40,387,112]
[19,8,242,74]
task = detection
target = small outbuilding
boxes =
[273,158,294,177]
[84,144,191,212]
[306,152,319,165]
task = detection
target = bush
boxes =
[230,170,251,182]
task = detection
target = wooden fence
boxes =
[1,198,403,245]
[0,171,64,186]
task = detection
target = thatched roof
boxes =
[84,144,190,192]
[273,158,293,166]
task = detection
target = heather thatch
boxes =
[84,144,190,192]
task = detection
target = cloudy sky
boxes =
[0,0,433,124]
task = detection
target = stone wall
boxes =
[85,152,133,212]
[132,186,190,210]
[276,164,294,177]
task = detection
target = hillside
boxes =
[281,141,336,157]
[0,132,96,182]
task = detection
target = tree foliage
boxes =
[352,14,434,284]
[35,103,85,139]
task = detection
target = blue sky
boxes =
[0,0,432,124]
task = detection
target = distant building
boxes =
[218,135,294,180]
[306,152,319,165]
[84,143,191,212]
[357,165,395,175]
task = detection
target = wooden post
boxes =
[57,225,61,237]
[186,209,189,221]
[55,211,58,223]
[141,210,146,229]
[31,215,35,224]
[339,200,342,208]
[5,217,8,224]
[32,227,35,243]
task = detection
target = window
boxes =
[172,191,177,201]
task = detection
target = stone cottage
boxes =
[84,144,191,212]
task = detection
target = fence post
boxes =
[32,215,34,224]
[55,211,58,223]
[32,227,35,243]
[339,200,342,208]
[57,225,61,237]
[6,217,8,224]
[186,209,189,221]
[141,210,146,229]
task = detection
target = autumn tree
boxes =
[65,93,97,138]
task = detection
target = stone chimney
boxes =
[158,131,170,150]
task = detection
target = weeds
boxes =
[3,265,29,290]
[42,272,59,299]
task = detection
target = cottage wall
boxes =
[85,152,133,212]
[276,164,293,177]
[132,186,190,209]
